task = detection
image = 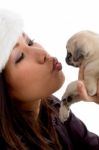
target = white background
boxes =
[1,0,99,135]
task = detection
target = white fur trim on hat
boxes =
[0,9,23,72]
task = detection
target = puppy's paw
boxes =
[59,103,70,123]
[62,80,80,106]
[87,88,96,96]
[84,78,97,96]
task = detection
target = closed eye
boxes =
[15,52,25,64]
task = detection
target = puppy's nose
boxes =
[62,98,68,106]
[62,96,73,106]
[67,53,72,60]
[65,53,72,64]
[67,96,73,103]
[66,52,72,59]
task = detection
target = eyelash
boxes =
[15,52,24,64]
[28,39,34,46]
[15,39,34,64]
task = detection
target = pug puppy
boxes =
[59,30,99,122]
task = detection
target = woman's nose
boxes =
[34,48,49,64]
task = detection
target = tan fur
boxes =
[59,30,99,122]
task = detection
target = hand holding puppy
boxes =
[59,30,99,122]
[78,65,99,104]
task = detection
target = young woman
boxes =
[0,9,99,150]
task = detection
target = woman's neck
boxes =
[16,99,41,120]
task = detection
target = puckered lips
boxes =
[52,57,62,71]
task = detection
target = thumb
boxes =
[77,80,89,101]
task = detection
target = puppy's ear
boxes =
[73,48,84,61]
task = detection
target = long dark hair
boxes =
[0,73,62,150]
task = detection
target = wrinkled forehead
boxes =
[66,38,77,53]
[66,33,87,53]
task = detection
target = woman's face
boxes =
[4,33,65,102]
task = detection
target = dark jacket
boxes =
[1,95,99,150]
[48,95,99,150]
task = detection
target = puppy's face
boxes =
[66,31,98,67]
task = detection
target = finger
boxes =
[77,80,90,101]
[97,80,99,97]
[78,65,84,80]
[77,80,99,103]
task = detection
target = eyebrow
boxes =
[13,42,20,49]
[13,33,26,49]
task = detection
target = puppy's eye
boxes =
[67,96,72,102]
[62,98,66,102]
[67,52,72,58]
[15,52,24,64]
